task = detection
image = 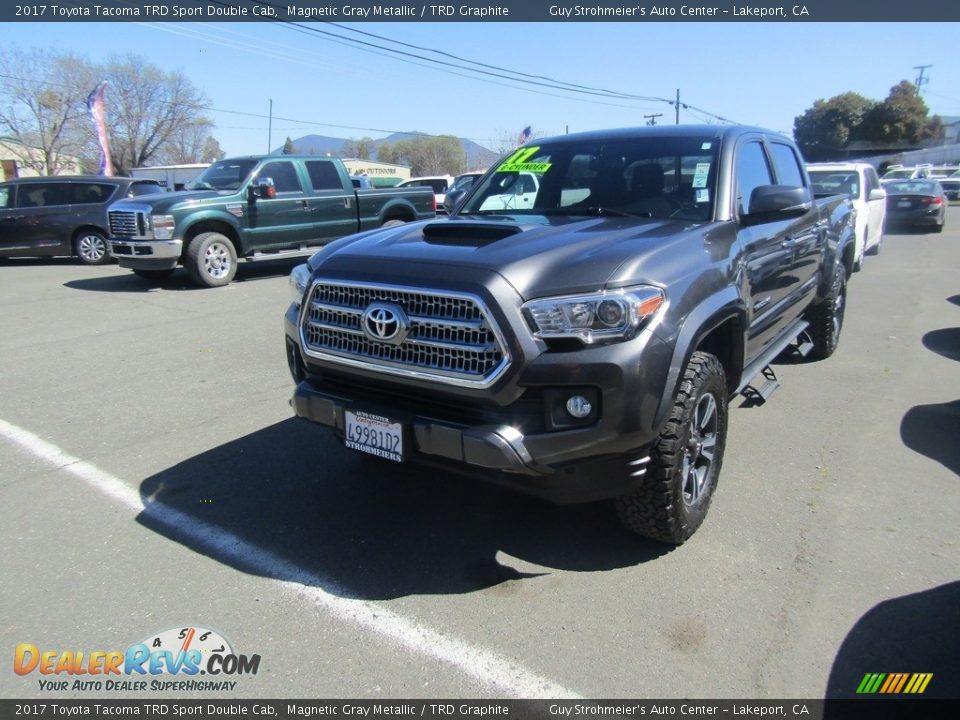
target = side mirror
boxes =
[867,188,886,201]
[248,177,276,202]
[443,187,467,214]
[742,185,812,225]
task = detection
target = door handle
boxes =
[300,200,310,211]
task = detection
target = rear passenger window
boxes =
[304,161,343,191]
[16,183,67,208]
[769,143,804,187]
[0,185,11,209]
[258,161,303,193]
[70,183,116,205]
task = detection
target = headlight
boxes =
[151,214,175,240]
[289,263,312,308]
[524,286,664,344]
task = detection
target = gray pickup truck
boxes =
[283,125,855,544]
[107,155,435,287]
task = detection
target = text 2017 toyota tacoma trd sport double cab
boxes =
[283,126,854,544]
[107,155,435,287]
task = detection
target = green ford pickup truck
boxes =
[107,155,436,287]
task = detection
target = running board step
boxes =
[794,331,814,358]
[245,246,324,262]
[741,366,780,406]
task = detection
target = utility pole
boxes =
[675,88,680,124]
[268,99,273,154]
[913,65,932,94]
[644,113,663,126]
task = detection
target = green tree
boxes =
[856,81,943,145]
[282,136,296,154]
[793,92,875,161]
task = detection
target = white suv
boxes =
[807,162,886,271]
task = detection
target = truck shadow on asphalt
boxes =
[135,418,668,600]
[824,581,960,701]
[63,259,305,293]
[900,327,960,477]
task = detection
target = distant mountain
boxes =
[273,132,500,171]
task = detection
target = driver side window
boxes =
[736,142,773,216]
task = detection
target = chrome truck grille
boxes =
[108,210,145,237]
[300,280,510,388]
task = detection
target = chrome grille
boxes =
[108,210,142,237]
[301,280,510,387]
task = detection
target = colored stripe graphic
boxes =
[857,672,932,694]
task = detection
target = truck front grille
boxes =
[108,210,145,237]
[300,280,510,387]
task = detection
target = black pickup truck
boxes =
[283,126,855,544]
[107,156,435,287]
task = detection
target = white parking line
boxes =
[0,417,580,699]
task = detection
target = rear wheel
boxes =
[74,230,111,265]
[806,264,846,360]
[381,218,407,228]
[186,232,237,287]
[616,351,727,545]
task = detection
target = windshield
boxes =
[459,135,718,221]
[808,171,860,199]
[189,159,258,191]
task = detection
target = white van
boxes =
[807,162,886,271]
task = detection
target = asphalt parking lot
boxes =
[1,209,958,701]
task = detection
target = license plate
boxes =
[897,200,911,208]
[344,410,404,462]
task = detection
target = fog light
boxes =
[566,395,593,418]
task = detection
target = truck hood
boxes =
[315,214,714,299]
[110,189,223,213]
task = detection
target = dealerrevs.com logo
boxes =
[13,626,261,692]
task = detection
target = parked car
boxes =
[807,162,886,269]
[397,175,454,213]
[107,156,435,287]
[883,180,947,232]
[0,176,162,265]
[936,176,960,201]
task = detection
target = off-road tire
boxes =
[133,268,176,282]
[806,264,846,360]
[186,232,237,287]
[74,230,111,266]
[615,351,728,545]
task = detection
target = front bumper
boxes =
[285,295,672,504]
[110,238,183,270]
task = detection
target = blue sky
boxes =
[5,21,959,156]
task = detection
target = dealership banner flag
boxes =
[86,81,113,176]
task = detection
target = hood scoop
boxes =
[421,221,525,245]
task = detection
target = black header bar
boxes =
[3,0,960,22]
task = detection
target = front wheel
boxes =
[186,232,237,287]
[806,265,846,360]
[74,230,111,265]
[616,351,728,544]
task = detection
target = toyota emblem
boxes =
[361,302,409,345]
